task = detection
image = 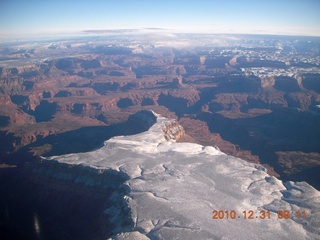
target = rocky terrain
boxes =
[17,110,318,240]
[0,34,320,189]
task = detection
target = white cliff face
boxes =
[44,111,320,240]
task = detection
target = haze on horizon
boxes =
[0,0,320,40]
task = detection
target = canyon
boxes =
[1,34,319,188]
[0,33,320,238]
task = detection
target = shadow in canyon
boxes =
[4,110,157,162]
[197,110,320,190]
[0,163,132,240]
[0,110,156,239]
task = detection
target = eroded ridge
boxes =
[34,111,320,240]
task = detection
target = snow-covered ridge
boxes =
[43,111,320,239]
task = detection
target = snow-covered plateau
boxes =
[42,110,320,240]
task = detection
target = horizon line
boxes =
[1,28,320,43]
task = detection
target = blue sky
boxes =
[0,0,320,39]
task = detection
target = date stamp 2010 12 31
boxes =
[212,210,307,220]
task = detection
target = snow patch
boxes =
[43,111,320,240]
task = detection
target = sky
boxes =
[0,0,320,39]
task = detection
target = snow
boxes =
[44,112,320,240]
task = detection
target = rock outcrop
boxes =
[162,121,185,141]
